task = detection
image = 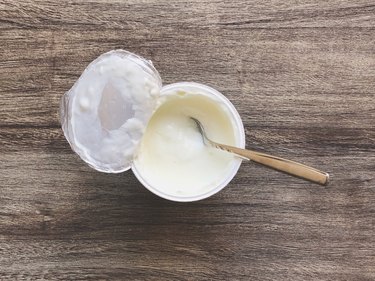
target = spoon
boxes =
[190,117,329,186]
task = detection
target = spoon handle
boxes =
[211,142,329,186]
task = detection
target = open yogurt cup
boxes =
[132,82,245,201]
[60,50,245,202]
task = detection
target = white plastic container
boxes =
[60,50,245,202]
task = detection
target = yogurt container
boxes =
[60,50,245,202]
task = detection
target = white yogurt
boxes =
[61,51,245,201]
[132,82,245,201]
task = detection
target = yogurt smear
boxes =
[61,50,161,172]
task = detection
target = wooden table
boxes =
[1,1,374,280]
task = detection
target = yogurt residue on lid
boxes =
[60,50,162,173]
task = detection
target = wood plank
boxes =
[0,0,374,280]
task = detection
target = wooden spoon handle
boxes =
[211,142,329,186]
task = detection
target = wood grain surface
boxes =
[1,1,375,280]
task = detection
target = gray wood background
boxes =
[1,1,374,280]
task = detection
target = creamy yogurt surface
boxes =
[133,85,243,200]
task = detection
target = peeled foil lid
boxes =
[60,50,162,173]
